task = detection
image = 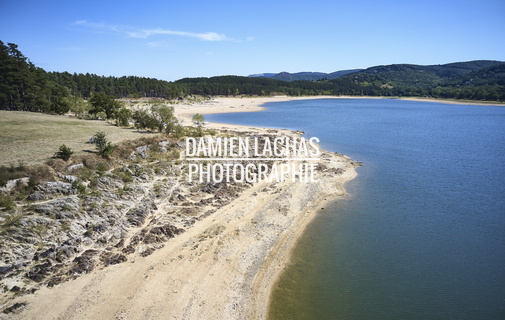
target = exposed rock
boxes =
[31,196,80,218]
[100,252,127,266]
[0,132,307,306]
[142,224,184,244]
[98,177,113,186]
[26,261,55,282]
[36,181,75,195]
[126,200,157,226]
[135,145,150,158]
[0,265,14,277]
[59,174,78,183]
[140,247,154,257]
[2,302,27,314]
[67,163,84,171]
[159,140,170,152]
[27,192,49,201]
[0,177,30,192]
[70,250,98,274]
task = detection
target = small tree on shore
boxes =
[192,113,205,136]
[54,144,73,161]
[152,105,178,134]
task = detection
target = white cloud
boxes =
[73,20,121,33]
[74,20,228,42]
[128,29,227,41]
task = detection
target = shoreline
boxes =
[5,97,358,320]
[174,95,505,127]
[6,94,497,318]
[175,96,363,318]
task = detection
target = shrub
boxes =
[54,144,74,161]
[115,107,132,127]
[26,165,56,185]
[192,113,205,137]
[167,149,180,160]
[75,154,103,169]
[0,194,15,211]
[96,162,109,175]
[47,158,68,172]
[92,131,115,159]
[72,180,86,194]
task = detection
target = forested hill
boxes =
[1,39,504,115]
[349,60,504,87]
[248,61,502,82]
[331,61,505,100]
[175,61,505,100]
[0,40,188,113]
[46,72,189,100]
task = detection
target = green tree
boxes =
[89,92,121,119]
[114,107,132,127]
[54,144,73,161]
[92,131,115,158]
[132,109,159,132]
[173,122,185,138]
[50,95,71,114]
[192,113,205,136]
[67,95,91,118]
[151,105,178,133]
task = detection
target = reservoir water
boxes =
[205,99,505,320]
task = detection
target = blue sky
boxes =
[1,0,504,81]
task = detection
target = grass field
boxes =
[0,111,158,166]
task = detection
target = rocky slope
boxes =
[0,129,360,317]
[0,132,253,313]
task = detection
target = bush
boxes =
[0,194,15,210]
[47,158,68,172]
[72,180,86,194]
[1,163,54,188]
[92,131,115,159]
[54,144,73,161]
[192,113,205,137]
[115,107,132,127]
[26,165,56,185]
[96,162,109,175]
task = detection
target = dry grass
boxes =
[0,111,158,166]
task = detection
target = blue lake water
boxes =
[206,99,505,320]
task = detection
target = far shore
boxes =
[175,95,505,126]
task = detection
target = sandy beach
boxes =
[175,95,504,127]
[3,96,358,320]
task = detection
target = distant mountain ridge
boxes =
[183,59,505,101]
[249,69,363,81]
[249,60,503,82]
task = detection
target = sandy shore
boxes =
[7,94,500,319]
[174,95,504,128]
[175,96,337,128]
[3,96,359,320]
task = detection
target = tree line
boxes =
[1,40,504,116]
